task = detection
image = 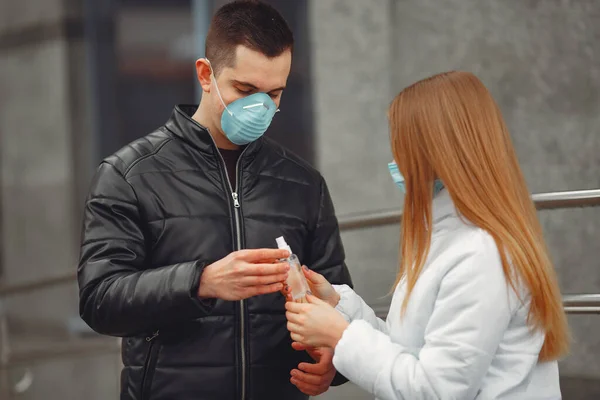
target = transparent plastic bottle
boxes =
[276,236,311,303]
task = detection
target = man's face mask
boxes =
[387,161,445,196]
[207,59,279,146]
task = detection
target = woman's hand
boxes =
[302,266,341,307]
[281,267,339,306]
[285,295,349,348]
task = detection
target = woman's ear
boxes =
[196,58,212,92]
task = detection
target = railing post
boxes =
[0,301,11,399]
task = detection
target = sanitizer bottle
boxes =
[276,236,311,302]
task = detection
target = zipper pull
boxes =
[232,192,240,208]
[146,330,160,342]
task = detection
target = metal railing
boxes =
[0,189,598,298]
[339,189,600,318]
[562,294,600,314]
[339,188,600,317]
[0,272,77,297]
[0,336,121,369]
[338,189,600,231]
[0,188,598,374]
[372,294,600,318]
[2,296,599,371]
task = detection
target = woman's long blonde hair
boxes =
[389,71,569,361]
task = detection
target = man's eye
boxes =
[237,88,253,95]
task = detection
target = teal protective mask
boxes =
[387,161,445,195]
[208,60,279,146]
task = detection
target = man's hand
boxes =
[198,249,290,301]
[290,344,336,396]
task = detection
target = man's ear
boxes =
[196,58,212,92]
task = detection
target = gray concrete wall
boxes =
[310,0,600,399]
[0,0,120,398]
[1,0,599,398]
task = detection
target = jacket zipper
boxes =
[231,159,246,400]
[211,142,249,400]
[141,330,160,400]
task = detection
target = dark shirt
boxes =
[219,148,244,186]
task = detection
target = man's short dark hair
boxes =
[205,0,294,76]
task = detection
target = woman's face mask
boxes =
[387,161,445,195]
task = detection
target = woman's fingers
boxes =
[286,311,303,324]
[287,321,302,334]
[306,294,327,306]
[302,265,324,284]
[290,332,305,343]
[285,301,309,313]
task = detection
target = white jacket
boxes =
[332,189,561,400]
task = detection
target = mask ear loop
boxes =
[206,59,234,117]
[207,58,281,115]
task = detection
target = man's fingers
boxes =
[253,259,281,265]
[316,347,333,363]
[291,341,308,351]
[244,282,284,298]
[280,285,293,301]
[236,248,290,262]
[259,282,285,295]
[244,262,289,276]
[290,378,322,397]
[241,273,288,287]
[292,354,336,396]
[291,369,323,385]
[306,347,323,362]
[298,360,329,374]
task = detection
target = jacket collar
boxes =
[432,189,457,223]
[165,105,263,158]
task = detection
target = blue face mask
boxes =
[208,60,279,146]
[387,161,445,196]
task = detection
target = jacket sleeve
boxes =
[333,284,388,333]
[331,234,515,400]
[77,162,215,337]
[305,176,353,288]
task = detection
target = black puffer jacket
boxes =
[77,105,353,400]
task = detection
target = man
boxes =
[77,1,352,399]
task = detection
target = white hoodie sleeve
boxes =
[332,284,388,334]
[332,234,514,400]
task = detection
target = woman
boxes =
[285,71,569,399]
